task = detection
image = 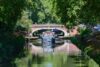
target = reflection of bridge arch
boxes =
[30,24,69,37]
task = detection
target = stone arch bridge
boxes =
[29,24,69,37]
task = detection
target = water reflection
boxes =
[31,53,67,67]
[30,31,68,67]
[29,31,85,67]
[41,31,55,53]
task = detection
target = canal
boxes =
[14,30,99,67]
[28,31,90,67]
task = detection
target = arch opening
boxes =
[32,29,65,37]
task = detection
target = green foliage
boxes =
[16,10,33,31]
[55,0,85,26]
[80,28,92,37]
[26,0,100,26]
[0,33,25,66]
[0,0,27,66]
[0,0,26,32]
[14,52,32,67]
[79,0,100,24]
[84,46,93,54]
[28,0,61,23]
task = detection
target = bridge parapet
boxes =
[32,24,65,28]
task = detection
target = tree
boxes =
[0,0,27,66]
[79,0,100,24]
[55,0,100,26]
[16,10,33,31]
[55,0,85,27]
[27,0,61,23]
[0,0,26,32]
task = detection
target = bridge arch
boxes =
[29,24,69,37]
[32,28,65,36]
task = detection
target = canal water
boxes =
[41,31,55,53]
[31,53,67,67]
[13,31,99,67]
[0,33,99,67]
[29,31,91,67]
[30,31,68,67]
